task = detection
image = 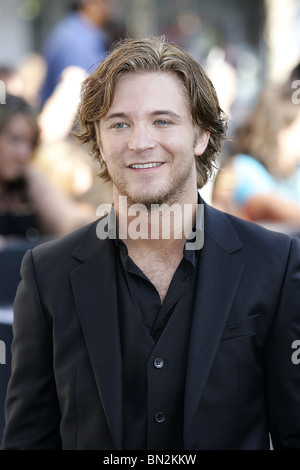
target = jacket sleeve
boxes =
[265,237,300,449]
[1,250,62,449]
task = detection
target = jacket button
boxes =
[154,358,164,369]
[155,412,165,423]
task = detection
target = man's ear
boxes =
[194,130,210,156]
[94,122,106,161]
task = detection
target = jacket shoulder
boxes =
[226,211,295,248]
[204,202,296,258]
[30,219,104,270]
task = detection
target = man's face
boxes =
[85,0,116,26]
[98,71,209,207]
[0,113,35,182]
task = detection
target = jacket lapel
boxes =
[69,221,123,449]
[184,203,245,437]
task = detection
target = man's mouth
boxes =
[130,162,164,169]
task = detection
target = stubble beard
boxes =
[107,154,197,210]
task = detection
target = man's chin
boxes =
[125,191,171,209]
[115,181,185,208]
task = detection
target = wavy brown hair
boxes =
[233,84,300,176]
[74,36,228,188]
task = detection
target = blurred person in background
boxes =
[212,84,300,227]
[0,94,95,247]
[40,0,115,105]
[36,0,115,208]
[39,0,116,143]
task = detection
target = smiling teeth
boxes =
[131,163,163,169]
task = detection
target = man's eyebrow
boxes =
[151,110,182,119]
[103,112,128,121]
[103,110,182,121]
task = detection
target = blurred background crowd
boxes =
[1,0,300,245]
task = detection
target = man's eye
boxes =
[113,122,128,129]
[155,120,170,126]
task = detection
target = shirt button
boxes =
[155,412,165,423]
[154,358,164,369]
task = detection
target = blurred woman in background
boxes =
[0,94,94,245]
[212,85,300,226]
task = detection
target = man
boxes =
[2,37,300,450]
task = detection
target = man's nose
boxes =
[128,124,155,153]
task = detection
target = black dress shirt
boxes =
[107,200,204,449]
[113,237,201,449]
[116,239,199,342]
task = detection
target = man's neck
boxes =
[113,190,198,255]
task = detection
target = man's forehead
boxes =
[113,70,183,88]
[102,71,189,115]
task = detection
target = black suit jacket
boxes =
[2,201,300,450]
